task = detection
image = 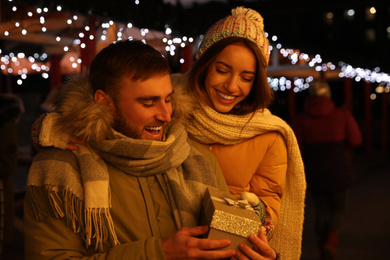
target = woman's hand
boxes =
[65,136,86,151]
[232,228,276,260]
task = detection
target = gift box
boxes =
[200,187,262,250]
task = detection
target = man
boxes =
[24,40,275,259]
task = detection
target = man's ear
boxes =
[95,90,116,114]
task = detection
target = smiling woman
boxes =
[204,43,256,114]
[171,6,306,260]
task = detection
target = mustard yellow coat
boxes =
[201,131,287,233]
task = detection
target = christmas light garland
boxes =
[1,1,389,95]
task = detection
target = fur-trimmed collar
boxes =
[54,73,195,142]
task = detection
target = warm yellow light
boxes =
[326,12,334,19]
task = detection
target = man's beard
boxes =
[112,108,142,139]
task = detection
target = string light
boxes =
[1,2,388,91]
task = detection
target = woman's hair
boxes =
[189,37,274,115]
[89,40,171,101]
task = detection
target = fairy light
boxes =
[347,9,355,16]
[0,2,388,94]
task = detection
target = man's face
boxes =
[112,73,173,141]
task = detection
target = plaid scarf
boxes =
[27,120,218,252]
[187,100,306,260]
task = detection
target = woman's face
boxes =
[204,43,256,114]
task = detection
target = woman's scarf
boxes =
[187,101,307,260]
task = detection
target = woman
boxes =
[172,7,306,260]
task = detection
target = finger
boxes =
[68,136,87,145]
[249,234,276,259]
[65,144,78,151]
[234,249,250,260]
[195,237,232,250]
[186,225,209,237]
[250,233,267,251]
[258,227,268,243]
[194,247,236,260]
[238,241,259,260]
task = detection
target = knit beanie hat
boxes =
[196,6,270,67]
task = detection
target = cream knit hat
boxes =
[196,6,270,67]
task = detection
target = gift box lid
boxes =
[202,187,261,238]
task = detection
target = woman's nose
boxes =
[224,76,239,93]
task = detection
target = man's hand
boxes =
[161,225,236,260]
[232,229,276,260]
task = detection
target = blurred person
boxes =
[24,39,276,260]
[293,80,362,260]
[0,93,24,251]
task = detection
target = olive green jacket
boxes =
[24,140,228,260]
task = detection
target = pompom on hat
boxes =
[196,6,270,67]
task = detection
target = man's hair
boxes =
[189,37,274,115]
[89,40,171,100]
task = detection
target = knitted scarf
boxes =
[187,101,306,260]
[27,120,218,252]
